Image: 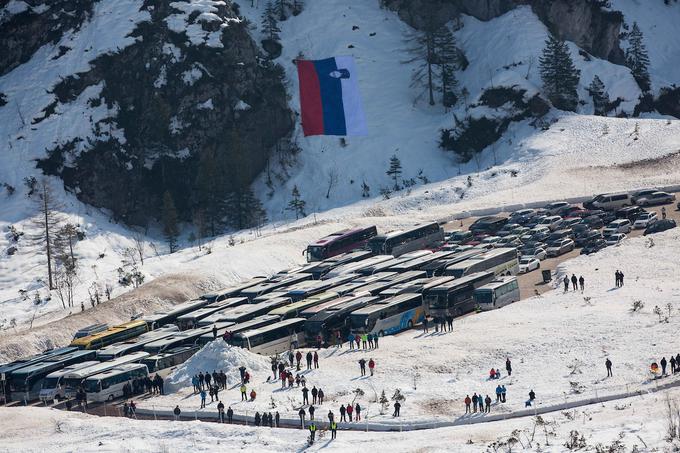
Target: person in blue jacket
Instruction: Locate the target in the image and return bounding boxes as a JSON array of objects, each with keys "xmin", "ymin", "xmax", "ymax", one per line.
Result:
[
  {"xmin": 347, "ymin": 333, "xmax": 355, "ymax": 350},
  {"xmin": 495, "ymin": 385, "xmax": 502, "ymax": 402}
]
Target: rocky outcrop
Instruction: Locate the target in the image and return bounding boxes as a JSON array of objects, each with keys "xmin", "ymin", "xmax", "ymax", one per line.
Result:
[
  {"xmin": 655, "ymin": 87, "xmax": 680, "ymax": 118},
  {"xmin": 31, "ymin": 0, "xmax": 292, "ymax": 225},
  {"xmin": 381, "ymin": 0, "xmax": 624, "ymax": 63}
]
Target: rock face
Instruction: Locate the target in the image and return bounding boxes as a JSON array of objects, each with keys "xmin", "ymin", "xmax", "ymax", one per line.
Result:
[
  {"xmin": 27, "ymin": 0, "xmax": 292, "ymax": 225},
  {"xmin": 381, "ymin": 0, "xmax": 624, "ymax": 63}
]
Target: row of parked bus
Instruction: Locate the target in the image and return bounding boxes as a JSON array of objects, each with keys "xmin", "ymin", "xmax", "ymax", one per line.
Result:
[{"xmin": 1, "ymin": 222, "xmax": 522, "ymax": 406}]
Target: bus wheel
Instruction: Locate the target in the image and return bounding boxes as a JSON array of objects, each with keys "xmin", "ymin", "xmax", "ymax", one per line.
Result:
[
  {"xmin": 407, "ymin": 320, "xmax": 413, "ymax": 329},
  {"xmin": 378, "ymin": 330, "xmax": 385, "ymax": 337}
]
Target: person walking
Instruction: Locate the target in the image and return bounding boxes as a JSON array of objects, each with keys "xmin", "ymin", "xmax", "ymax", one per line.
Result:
[
  {"xmin": 579, "ymin": 275, "xmax": 585, "ymax": 292},
  {"xmin": 212, "ymin": 325, "xmax": 218, "ymax": 340},
  {"xmin": 359, "ymin": 358, "xmax": 367, "ymax": 376},
  {"xmin": 302, "ymin": 386, "xmax": 310, "ymax": 405},
  {"xmin": 571, "ymin": 274, "xmax": 578, "ymax": 291},
  {"xmin": 484, "ymin": 395, "xmax": 492, "ymax": 413},
  {"xmin": 308, "ymin": 422, "xmax": 317, "ymax": 444},
  {"xmin": 662, "ymin": 357, "xmax": 668, "ymax": 375},
  {"xmin": 563, "ymin": 275, "xmax": 569, "ymax": 292},
  {"xmin": 368, "ymin": 358, "xmax": 375, "ymax": 376},
  {"xmin": 269, "ymin": 412, "xmax": 274, "ymax": 428},
  {"xmin": 173, "ymin": 405, "xmax": 181, "ymax": 420},
  {"xmin": 355, "ymin": 403, "xmax": 361, "ymax": 421},
  {"xmin": 505, "ymin": 358, "xmax": 512, "ymax": 376},
  {"xmin": 198, "ymin": 372, "xmax": 205, "ymax": 390},
  {"xmin": 191, "ymin": 375, "xmax": 199, "ymax": 393},
  {"xmin": 529, "ymin": 390, "xmax": 536, "ymax": 404},
  {"xmin": 250, "ymin": 389, "xmax": 257, "ymax": 401},
  {"xmin": 605, "ymin": 358, "xmax": 613, "ymax": 377},
  {"xmin": 464, "ymin": 395, "xmax": 471, "ymax": 413},
  {"xmin": 330, "ymin": 420, "xmax": 337, "ymax": 439},
  {"xmin": 313, "ymin": 351, "xmax": 319, "ymax": 369},
  {"xmin": 346, "ymin": 403, "xmax": 353, "ymax": 422},
  {"xmin": 374, "ymin": 334, "xmax": 379, "ymax": 349},
  {"xmin": 339, "ymin": 404, "xmax": 347, "ymax": 422},
  {"xmin": 227, "ymin": 406, "xmax": 233, "ymax": 423},
  {"xmin": 240, "ymin": 383, "xmax": 247, "ymax": 401},
  {"xmin": 298, "ymin": 408, "xmax": 306, "ymax": 428},
  {"xmin": 393, "ymin": 401, "xmax": 401, "ymax": 417}
]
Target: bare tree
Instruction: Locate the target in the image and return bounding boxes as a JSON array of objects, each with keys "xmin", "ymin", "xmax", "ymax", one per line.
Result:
[
  {"xmin": 32, "ymin": 180, "xmax": 62, "ymax": 289},
  {"xmin": 325, "ymin": 167, "xmax": 339, "ymax": 198},
  {"xmin": 132, "ymin": 233, "xmax": 146, "ymax": 265}
]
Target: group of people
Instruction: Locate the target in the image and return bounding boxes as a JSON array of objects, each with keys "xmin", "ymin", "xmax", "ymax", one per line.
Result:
[
  {"xmin": 421, "ymin": 315, "xmax": 454, "ymax": 333},
  {"xmin": 346, "ymin": 332, "xmax": 379, "ymax": 350},
  {"xmin": 122, "ymin": 374, "xmax": 163, "ymax": 398},
  {"xmin": 288, "ymin": 350, "xmax": 319, "ymax": 371},
  {"xmin": 122, "ymin": 400, "xmax": 137, "ymax": 417},
  {"xmin": 191, "ymin": 370, "xmax": 229, "ymax": 393},
  {"xmin": 614, "ymin": 270, "xmax": 625, "ymax": 287},
  {"xmin": 358, "ymin": 358, "xmax": 376, "ymax": 376},
  {"xmin": 653, "ymin": 354, "xmax": 680, "ymax": 376},
  {"xmin": 253, "ymin": 411, "xmax": 279, "ymax": 427},
  {"xmin": 464, "ymin": 393, "xmax": 492, "ymax": 413},
  {"xmin": 563, "ymin": 274, "xmax": 585, "ymax": 292}
]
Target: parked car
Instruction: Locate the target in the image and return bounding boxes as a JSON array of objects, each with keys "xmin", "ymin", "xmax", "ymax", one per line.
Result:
[
  {"xmin": 588, "ymin": 192, "xmax": 631, "ymax": 211},
  {"xmin": 561, "ymin": 218, "xmax": 582, "ymax": 229},
  {"xmin": 510, "ymin": 209, "xmax": 537, "ymax": 225},
  {"xmin": 556, "ymin": 205, "xmax": 584, "ymax": 218},
  {"xmin": 644, "ymin": 219, "xmax": 677, "ymax": 236},
  {"xmin": 635, "ymin": 191, "xmax": 676, "ymax": 207},
  {"xmin": 525, "ymin": 215, "xmax": 547, "ymax": 228},
  {"xmin": 602, "ymin": 219, "xmax": 632, "ymax": 236},
  {"xmin": 538, "ymin": 215, "xmax": 563, "ymax": 231},
  {"xmin": 496, "ymin": 223, "xmax": 521, "ymax": 237},
  {"xmin": 575, "ymin": 230, "xmax": 602, "ymax": 247},
  {"xmin": 571, "ymin": 223, "xmax": 590, "ymax": 236},
  {"xmin": 581, "ymin": 215, "xmax": 604, "ymax": 229},
  {"xmin": 547, "ymin": 229, "xmax": 573, "ymax": 242},
  {"xmin": 496, "ymin": 235, "xmax": 521, "ymax": 247},
  {"xmin": 519, "ymin": 257, "xmax": 540, "ymax": 273},
  {"xmin": 633, "ymin": 211, "xmax": 658, "ymax": 229},
  {"xmin": 582, "ymin": 194, "xmax": 608, "ymax": 210},
  {"xmin": 529, "ymin": 226, "xmax": 551, "ymax": 242},
  {"xmin": 605, "ymin": 233, "xmax": 626, "ymax": 246},
  {"xmin": 631, "ymin": 188, "xmax": 660, "ymax": 205},
  {"xmin": 616, "ymin": 205, "xmax": 644, "ymax": 221},
  {"xmin": 544, "ymin": 201, "xmax": 570, "ymax": 215},
  {"xmin": 580, "ymin": 239, "xmax": 607, "ymax": 255},
  {"xmin": 521, "ymin": 247, "xmax": 547, "ymax": 261},
  {"xmin": 546, "ymin": 238, "xmax": 575, "ymax": 257},
  {"xmin": 449, "ymin": 230, "xmax": 474, "ymax": 244},
  {"xmin": 481, "ymin": 235, "xmax": 502, "ymax": 245}
]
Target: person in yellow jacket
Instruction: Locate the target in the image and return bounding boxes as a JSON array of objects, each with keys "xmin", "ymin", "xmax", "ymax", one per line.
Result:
[
  {"xmin": 240, "ymin": 384, "xmax": 247, "ymax": 401},
  {"xmin": 308, "ymin": 422, "xmax": 317, "ymax": 444},
  {"xmin": 330, "ymin": 420, "xmax": 337, "ymax": 439}
]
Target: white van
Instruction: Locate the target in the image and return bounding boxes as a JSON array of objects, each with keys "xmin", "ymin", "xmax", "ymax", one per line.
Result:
[{"xmin": 590, "ymin": 193, "xmax": 631, "ymax": 211}]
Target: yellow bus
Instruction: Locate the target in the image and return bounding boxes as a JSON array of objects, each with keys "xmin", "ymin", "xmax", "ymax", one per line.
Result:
[
  {"xmin": 268, "ymin": 292, "xmax": 339, "ymax": 320},
  {"xmin": 70, "ymin": 320, "xmax": 148, "ymax": 350}
]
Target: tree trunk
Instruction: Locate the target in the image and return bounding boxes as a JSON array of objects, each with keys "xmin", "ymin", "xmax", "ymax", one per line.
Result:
[{"xmin": 43, "ymin": 185, "xmax": 54, "ymax": 290}]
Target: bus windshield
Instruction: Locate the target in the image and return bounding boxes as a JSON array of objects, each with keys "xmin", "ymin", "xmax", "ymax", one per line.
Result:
[
  {"xmin": 424, "ymin": 294, "xmax": 447, "ymax": 309},
  {"xmin": 350, "ymin": 314, "xmax": 369, "ymax": 329},
  {"xmin": 83, "ymin": 379, "xmax": 101, "ymax": 393},
  {"xmin": 41, "ymin": 377, "xmax": 60, "ymax": 389},
  {"xmin": 306, "ymin": 246, "xmax": 326, "ymax": 262},
  {"xmin": 475, "ymin": 291, "xmax": 494, "ymax": 305}
]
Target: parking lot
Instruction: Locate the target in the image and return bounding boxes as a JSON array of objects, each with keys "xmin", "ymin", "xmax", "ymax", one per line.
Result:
[{"xmin": 443, "ymin": 197, "xmax": 679, "ymax": 299}]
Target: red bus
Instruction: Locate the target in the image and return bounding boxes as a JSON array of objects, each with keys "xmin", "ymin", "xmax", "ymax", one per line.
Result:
[{"xmin": 305, "ymin": 226, "xmax": 378, "ymax": 262}]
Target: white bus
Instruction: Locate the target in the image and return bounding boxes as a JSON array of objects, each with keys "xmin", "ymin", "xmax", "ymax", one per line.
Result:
[
  {"xmin": 444, "ymin": 248, "xmax": 519, "ymax": 278},
  {"xmin": 39, "ymin": 361, "xmax": 100, "ymax": 403},
  {"xmin": 83, "ymin": 363, "xmax": 149, "ymax": 402},
  {"xmin": 176, "ymin": 297, "xmax": 248, "ymax": 330},
  {"xmin": 366, "ymin": 222, "xmax": 444, "ymax": 257},
  {"xmin": 96, "ymin": 325, "xmax": 179, "ymax": 361},
  {"xmin": 230, "ymin": 318, "xmax": 306, "ymax": 355},
  {"xmin": 474, "ymin": 277, "xmax": 520, "ymax": 311},
  {"xmin": 423, "ymin": 272, "xmax": 496, "ymax": 317},
  {"xmin": 349, "ymin": 293, "xmax": 424, "ymax": 337},
  {"xmin": 60, "ymin": 351, "xmax": 150, "ymax": 399},
  {"xmin": 141, "ymin": 346, "xmax": 199, "ymax": 373}
]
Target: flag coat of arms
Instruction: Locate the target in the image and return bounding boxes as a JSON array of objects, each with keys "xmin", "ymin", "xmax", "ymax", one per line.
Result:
[{"xmin": 296, "ymin": 56, "xmax": 367, "ymax": 137}]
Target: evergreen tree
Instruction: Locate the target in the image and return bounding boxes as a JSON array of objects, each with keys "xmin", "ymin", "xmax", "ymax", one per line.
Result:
[
  {"xmin": 587, "ymin": 75, "xmax": 609, "ymax": 116},
  {"xmin": 261, "ymin": 1, "xmax": 281, "ymax": 42},
  {"xmin": 403, "ymin": 7, "xmax": 438, "ymax": 106},
  {"xmin": 276, "ymin": 0, "xmax": 290, "ymax": 21},
  {"xmin": 434, "ymin": 26, "xmax": 460, "ymax": 108},
  {"xmin": 539, "ymin": 35, "xmax": 580, "ymax": 111},
  {"xmin": 625, "ymin": 22, "xmax": 651, "ymax": 92},
  {"xmin": 32, "ymin": 179, "xmax": 62, "ymax": 290},
  {"xmin": 286, "ymin": 185, "xmax": 306, "ymax": 220},
  {"xmin": 386, "ymin": 155, "xmax": 403, "ymax": 191},
  {"xmin": 361, "ymin": 181, "xmax": 370, "ymax": 198},
  {"xmin": 162, "ymin": 191, "xmax": 179, "ymax": 253}
]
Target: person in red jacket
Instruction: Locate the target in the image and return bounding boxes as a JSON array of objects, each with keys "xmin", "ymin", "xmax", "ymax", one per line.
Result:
[
  {"xmin": 368, "ymin": 358, "xmax": 375, "ymax": 376},
  {"xmin": 489, "ymin": 368, "xmax": 495, "ymax": 380},
  {"xmin": 464, "ymin": 395, "xmax": 471, "ymax": 413},
  {"xmin": 295, "ymin": 351, "xmax": 302, "ymax": 370},
  {"xmin": 346, "ymin": 403, "xmax": 353, "ymax": 421}
]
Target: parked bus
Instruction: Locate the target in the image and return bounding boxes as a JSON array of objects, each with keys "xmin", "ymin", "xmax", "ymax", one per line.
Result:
[
  {"xmin": 83, "ymin": 363, "xmax": 149, "ymax": 402},
  {"xmin": 230, "ymin": 318, "xmax": 306, "ymax": 355},
  {"xmin": 60, "ymin": 351, "xmax": 150, "ymax": 399},
  {"xmin": 240, "ymin": 273, "xmax": 313, "ymax": 301},
  {"xmin": 366, "ymin": 222, "xmax": 444, "ymax": 257},
  {"xmin": 305, "ymin": 226, "xmax": 378, "ymax": 262},
  {"xmin": 304, "ymin": 296, "xmax": 379, "ymax": 344},
  {"xmin": 70, "ymin": 320, "xmax": 149, "ymax": 350},
  {"xmin": 143, "ymin": 323, "xmax": 231, "ymax": 354},
  {"xmin": 474, "ymin": 276, "xmax": 520, "ymax": 311},
  {"xmin": 73, "ymin": 323, "xmax": 108, "ymax": 339},
  {"xmin": 324, "ymin": 255, "xmax": 396, "ymax": 278},
  {"xmin": 285, "ymin": 274, "xmax": 358, "ymax": 301},
  {"xmin": 349, "ymin": 293, "xmax": 425, "ymax": 336},
  {"xmin": 200, "ymin": 277, "xmax": 268, "ymax": 303},
  {"xmin": 96, "ymin": 325, "xmax": 180, "ymax": 361},
  {"xmin": 387, "ymin": 250, "xmax": 457, "ymax": 273},
  {"xmin": 302, "ymin": 250, "xmax": 374, "ymax": 279},
  {"xmin": 357, "ymin": 250, "xmax": 432, "ymax": 276},
  {"xmin": 268, "ymin": 292, "xmax": 339, "ymax": 320},
  {"xmin": 142, "ymin": 298, "xmax": 212, "ymax": 330},
  {"xmin": 353, "ymin": 271, "xmax": 427, "ymax": 297},
  {"xmin": 7, "ymin": 349, "xmax": 98, "ymax": 402},
  {"xmin": 421, "ymin": 249, "xmax": 483, "ymax": 277},
  {"xmin": 378, "ymin": 276, "xmax": 457, "ymax": 298},
  {"xmin": 141, "ymin": 346, "xmax": 199, "ymax": 373},
  {"xmin": 196, "ymin": 315, "xmax": 280, "ymax": 346},
  {"xmin": 176, "ymin": 297, "xmax": 248, "ymax": 330},
  {"xmin": 39, "ymin": 361, "xmax": 100, "ymax": 403},
  {"xmin": 197, "ymin": 297, "xmax": 292, "ymax": 327},
  {"xmin": 444, "ymin": 248, "xmax": 519, "ymax": 278},
  {"xmin": 424, "ymin": 271, "xmax": 496, "ymax": 317}
]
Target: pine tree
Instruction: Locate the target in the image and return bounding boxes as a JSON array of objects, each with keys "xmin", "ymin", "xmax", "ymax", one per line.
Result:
[
  {"xmin": 276, "ymin": 0, "xmax": 289, "ymax": 21},
  {"xmin": 403, "ymin": 7, "xmax": 438, "ymax": 106},
  {"xmin": 434, "ymin": 26, "xmax": 460, "ymax": 108},
  {"xmin": 361, "ymin": 181, "xmax": 370, "ymax": 198},
  {"xmin": 162, "ymin": 191, "xmax": 179, "ymax": 253},
  {"xmin": 379, "ymin": 390, "xmax": 389, "ymax": 415},
  {"xmin": 625, "ymin": 22, "xmax": 651, "ymax": 93},
  {"xmin": 587, "ymin": 75, "xmax": 609, "ymax": 116},
  {"xmin": 386, "ymin": 155, "xmax": 403, "ymax": 191},
  {"xmin": 286, "ymin": 185, "xmax": 306, "ymax": 220},
  {"xmin": 539, "ymin": 35, "xmax": 580, "ymax": 111},
  {"xmin": 261, "ymin": 1, "xmax": 281, "ymax": 42}
]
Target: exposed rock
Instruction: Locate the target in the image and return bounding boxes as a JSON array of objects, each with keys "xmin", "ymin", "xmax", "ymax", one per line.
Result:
[{"xmin": 655, "ymin": 87, "xmax": 680, "ymax": 119}]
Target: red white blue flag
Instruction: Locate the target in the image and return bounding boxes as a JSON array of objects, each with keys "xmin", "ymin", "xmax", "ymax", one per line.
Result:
[{"xmin": 296, "ymin": 56, "xmax": 367, "ymax": 137}]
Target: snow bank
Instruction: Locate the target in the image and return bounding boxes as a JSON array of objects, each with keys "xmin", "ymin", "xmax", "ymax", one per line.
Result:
[{"xmin": 164, "ymin": 341, "xmax": 271, "ymax": 393}]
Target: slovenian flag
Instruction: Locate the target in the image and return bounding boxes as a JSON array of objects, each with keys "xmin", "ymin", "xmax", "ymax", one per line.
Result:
[{"xmin": 296, "ymin": 56, "xmax": 367, "ymax": 137}]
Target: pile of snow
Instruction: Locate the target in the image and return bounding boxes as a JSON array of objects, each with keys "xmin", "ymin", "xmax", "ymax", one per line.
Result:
[{"xmin": 165, "ymin": 341, "xmax": 271, "ymax": 393}]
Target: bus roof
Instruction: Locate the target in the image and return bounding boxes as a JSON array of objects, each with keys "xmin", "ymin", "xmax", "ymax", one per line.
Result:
[
  {"xmin": 70, "ymin": 319, "xmax": 148, "ymax": 348},
  {"xmin": 200, "ymin": 298, "xmax": 292, "ymax": 325},
  {"xmin": 476, "ymin": 276, "xmax": 518, "ymax": 291},
  {"xmin": 325, "ymin": 255, "xmax": 395, "ymax": 277},
  {"xmin": 200, "ymin": 277, "xmax": 268, "ymax": 301},
  {"xmin": 308, "ymin": 226, "xmax": 376, "ymax": 247},
  {"xmin": 143, "ymin": 345, "xmax": 199, "ymax": 361},
  {"xmin": 240, "ymin": 273, "xmax": 313, "ymax": 299},
  {"xmin": 426, "ymin": 271, "xmax": 496, "ymax": 293},
  {"xmin": 7, "ymin": 350, "xmax": 97, "ymax": 377},
  {"xmin": 268, "ymin": 292, "xmax": 339, "ymax": 317},
  {"xmin": 176, "ymin": 297, "xmax": 248, "ymax": 323},
  {"xmin": 349, "ymin": 293, "xmax": 422, "ymax": 316},
  {"xmin": 142, "ymin": 299, "xmax": 210, "ymax": 324},
  {"xmin": 45, "ymin": 361, "xmax": 101, "ymax": 380},
  {"xmin": 388, "ymin": 251, "xmax": 456, "ymax": 272},
  {"xmin": 307, "ymin": 296, "xmax": 380, "ymax": 322},
  {"xmin": 299, "ymin": 294, "xmax": 361, "ymax": 317},
  {"xmin": 444, "ymin": 248, "xmax": 516, "ymax": 272},
  {"xmin": 234, "ymin": 318, "xmax": 306, "ymax": 339},
  {"xmin": 0, "ymin": 347, "xmax": 78, "ymax": 378},
  {"xmin": 370, "ymin": 222, "xmax": 440, "ymax": 241},
  {"xmin": 285, "ymin": 274, "xmax": 358, "ymax": 297},
  {"xmin": 84, "ymin": 363, "xmax": 148, "ymax": 382},
  {"xmin": 197, "ymin": 315, "xmax": 280, "ymax": 344},
  {"xmin": 62, "ymin": 351, "xmax": 150, "ymax": 380},
  {"xmin": 96, "ymin": 326, "xmax": 179, "ymax": 359}
]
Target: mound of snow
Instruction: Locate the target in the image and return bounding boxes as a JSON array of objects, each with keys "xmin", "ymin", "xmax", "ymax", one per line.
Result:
[{"xmin": 164, "ymin": 341, "xmax": 271, "ymax": 393}]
